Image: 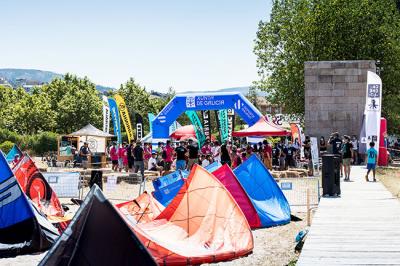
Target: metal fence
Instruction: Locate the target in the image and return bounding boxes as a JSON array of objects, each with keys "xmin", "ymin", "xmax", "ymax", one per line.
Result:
[{"xmin": 275, "ymin": 177, "xmax": 320, "ymax": 209}]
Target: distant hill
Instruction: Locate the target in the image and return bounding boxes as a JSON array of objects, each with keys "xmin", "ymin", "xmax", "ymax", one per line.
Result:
[
  {"xmin": 180, "ymin": 86, "xmax": 267, "ymax": 97},
  {"xmin": 0, "ymin": 68, "xmax": 114, "ymax": 93}
]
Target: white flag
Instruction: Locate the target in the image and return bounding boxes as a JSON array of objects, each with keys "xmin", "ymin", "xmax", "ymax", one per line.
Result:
[
  {"xmin": 102, "ymin": 95, "xmax": 110, "ymax": 133},
  {"xmin": 362, "ymin": 71, "xmax": 382, "ymax": 155}
]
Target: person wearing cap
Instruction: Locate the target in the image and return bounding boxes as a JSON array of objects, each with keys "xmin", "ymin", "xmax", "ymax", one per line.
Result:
[
  {"xmin": 79, "ymin": 142, "xmax": 91, "ymax": 169},
  {"xmin": 175, "ymin": 141, "xmax": 188, "ymax": 170},
  {"xmin": 148, "ymin": 151, "xmax": 163, "ymax": 175}
]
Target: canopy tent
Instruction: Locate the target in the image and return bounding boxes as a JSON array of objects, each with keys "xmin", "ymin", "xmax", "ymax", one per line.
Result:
[
  {"xmin": 233, "ymin": 155, "xmax": 291, "ymax": 227},
  {"xmin": 129, "ymin": 165, "xmax": 253, "ymax": 265},
  {"xmin": 0, "ymin": 152, "xmax": 59, "ymax": 257},
  {"xmin": 212, "ymin": 164, "xmax": 261, "ymax": 229},
  {"xmin": 232, "ymin": 117, "xmax": 289, "ymax": 137},
  {"xmin": 68, "ymin": 124, "xmax": 114, "ymax": 137}
]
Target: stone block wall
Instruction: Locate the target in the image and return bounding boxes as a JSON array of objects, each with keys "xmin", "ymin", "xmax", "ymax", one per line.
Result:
[{"xmin": 304, "ymin": 60, "xmax": 376, "ymax": 138}]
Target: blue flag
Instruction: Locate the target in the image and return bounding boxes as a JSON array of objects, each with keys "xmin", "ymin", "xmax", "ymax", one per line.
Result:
[{"xmin": 108, "ymin": 98, "xmax": 122, "ymax": 144}]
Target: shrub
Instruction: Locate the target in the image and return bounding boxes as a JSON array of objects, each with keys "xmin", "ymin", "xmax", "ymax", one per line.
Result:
[
  {"xmin": 29, "ymin": 132, "xmax": 58, "ymax": 156},
  {"xmin": 0, "ymin": 141, "xmax": 15, "ymax": 154}
]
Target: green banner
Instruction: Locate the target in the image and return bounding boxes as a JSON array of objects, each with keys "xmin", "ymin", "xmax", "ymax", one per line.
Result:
[
  {"xmin": 185, "ymin": 111, "xmax": 206, "ymax": 147},
  {"xmin": 217, "ymin": 109, "xmax": 229, "ymax": 144}
]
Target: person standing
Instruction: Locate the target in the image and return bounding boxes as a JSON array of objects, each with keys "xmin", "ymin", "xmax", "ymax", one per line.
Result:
[
  {"xmin": 187, "ymin": 139, "xmax": 199, "ymax": 170},
  {"xmin": 329, "ymin": 132, "xmax": 343, "ymax": 177},
  {"xmin": 143, "ymin": 143, "xmax": 152, "ymax": 170},
  {"xmin": 109, "ymin": 142, "xmax": 118, "ymax": 171},
  {"xmin": 117, "ymin": 143, "xmax": 125, "ymax": 172},
  {"xmin": 201, "ymin": 141, "xmax": 212, "ymax": 156},
  {"xmin": 220, "ymin": 144, "xmax": 231, "ymax": 166},
  {"xmin": 319, "ymin": 136, "xmax": 327, "ymax": 153},
  {"xmin": 263, "ymin": 140, "xmax": 273, "ymax": 170},
  {"xmin": 175, "ymin": 141, "xmax": 187, "ymax": 170},
  {"xmin": 365, "ymin": 142, "xmax": 378, "ymax": 182},
  {"xmin": 133, "ymin": 141, "xmax": 145, "ymax": 180},
  {"xmin": 213, "ymin": 141, "xmax": 221, "ymax": 163},
  {"xmin": 341, "ymin": 136, "xmax": 354, "ymax": 181},
  {"xmin": 351, "ymin": 135, "xmax": 359, "ymax": 165},
  {"xmin": 163, "ymin": 140, "xmax": 174, "ymax": 171},
  {"xmin": 79, "ymin": 142, "xmax": 91, "ymax": 169},
  {"xmin": 122, "ymin": 143, "xmax": 129, "ymax": 172},
  {"xmin": 127, "ymin": 140, "xmax": 134, "ymax": 171}
]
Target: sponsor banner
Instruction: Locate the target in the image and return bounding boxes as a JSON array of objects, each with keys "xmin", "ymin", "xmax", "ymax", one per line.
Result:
[
  {"xmin": 217, "ymin": 110, "xmax": 229, "ymax": 144},
  {"xmin": 148, "ymin": 113, "xmax": 156, "ymax": 132},
  {"xmin": 102, "ymin": 96, "xmax": 110, "ymax": 133},
  {"xmin": 201, "ymin": 110, "xmax": 211, "ymax": 140},
  {"xmin": 362, "ymin": 71, "xmax": 382, "ymax": 155},
  {"xmin": 43, "ymin": 172, "xmax": 80, "ymax": 198},
  {"xmin": 136, "ymin": 114, "xmax": 144, "ymax": 141},
  {"xmin": 108, "ymin": 98, "xmax": 122, "ymax": 144},
  {"xmin": 227, "ymin": 109, "xmax": 235, "ymax": 142},
  {"xmin": 310, "ymin": 137, "xmax": 319, "ymax": 166},
  {"xmin": 115, "ymin": 94, "xmax": 134, "ymax": 143},
  {"xmin": 185, "ymin": 111, "xmax": 206, "ymax": 147}
]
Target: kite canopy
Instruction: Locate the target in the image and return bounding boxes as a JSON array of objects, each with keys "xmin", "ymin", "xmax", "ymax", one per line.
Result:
[
  {"xmin": 0, "ymin": 152, "xmax": 59, "ymax": 257},
  {"xmin": 233, "ymin": 154, "xmax": 291, "ymax": 227},
  {"xmin": 68, "ymin": 123, "xmax": 114, "ymax": 137},
  {"xmin": 39, "ymin": 185, "xmax": 157, "ymax": 266},
  {"xmin": 169, "ymin": 125, "xmax": 195, "ymax": 139},
  {"xmin": 232, "ymin": 117, "xmax": 289, "ymax": 137},
  {"xmin": 212, "ymin": 164, "xmax": 261, "ymax": 229},
  {"xmin": 5, "ymin": 144, "xmax": 22, "ymax": 163},
  {"xmin": 130, "ymin": 165, "xmax": 254, "ymax": 265}
]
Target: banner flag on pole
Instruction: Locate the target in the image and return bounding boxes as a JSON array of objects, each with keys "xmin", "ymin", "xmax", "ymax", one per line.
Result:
[
  {"xmin": 201, "ymin": 110, "xmax": 211, "ymax": 140},
  {"xmin": 136, "ymin": 114, "xmax": 144, "ymax": 141},
  {"xmin": 185, "ymin": 111, "xmax": 206, "ymax": 147},
  {"xmin": 217, "ymin": 109, "xmax": 229, "ymax": 144},
  {"xmin": 148, "ymin": 113, "xmax": 156, "ymax": 132},
  {"xmin": 227, "ymin": 109, "xmax": 235, "ymax": 142},
  {"xmin": 102, "ymin": 96, "xmax": 110, "ymax": 134},
  {"xmin": 114, "ymin": 94, "xmax": 134, "ymax": 143},
  {"xmin": 108, "ymin": 98, "xmax": 122, "ymax": 144},
  {"xmin": 361, "ymin": 71, "xmax": 382, "ymax": 155}
]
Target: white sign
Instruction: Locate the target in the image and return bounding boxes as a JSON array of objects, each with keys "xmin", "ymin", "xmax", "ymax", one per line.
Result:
[
  {"xmin": 310, "ymin": 137, "xmax": 319, "ymax": 166},
  {"xmin": 363, "ymin": 71, "xmax": 382, "ymax": 156},
  {"xmin": 43, "ymin": 172, "xmax": 80, "ymax": 198}
]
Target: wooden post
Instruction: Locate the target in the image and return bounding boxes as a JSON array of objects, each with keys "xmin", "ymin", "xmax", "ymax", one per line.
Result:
[{"xmin": 306, "ymin": 188, "xmax": 311, "ymax": 226}]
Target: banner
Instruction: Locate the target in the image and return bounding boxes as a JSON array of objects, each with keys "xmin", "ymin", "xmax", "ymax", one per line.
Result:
[
  {"xmin": 227, "ymin": 109, "xmax": 235, "ymax": 142},
  {"xmin": 115, "ymin": 94, "xmax": 134, "ymax": 143},
  {"xmin": 361, "ymin": 71, "xmax": 382, "ymax": 155},
  {"xmin": 201, "ymin": 110, "xmax": 211, "ymax": 140},
  {"xmin": 136, "ymin": 113, "xmax": 143, "ymax": 141},
  {"xmin": 108, "ymin": 98, "xmax": 122, "ymax": 144},
  {"xmin": 310, "ymin": 137, "xmax": 319, "ymax": 166},
  {"xmin": 148, "ymin": 113, "xmax": 156, "ymax": 132},
  {"xmin": 185, "ymin": 111, "xmax": 206, "ymax": 147},
  {"xmin": 217, "ymin": 109, "xmax": 229, "ymax": 144},
  {"xmin": 102, "ymin": 96, "xmax": 110, "ymax": 133},
  {"xmin": 290, "ymin": 123, "xmax": 302, "ymax": 145}
]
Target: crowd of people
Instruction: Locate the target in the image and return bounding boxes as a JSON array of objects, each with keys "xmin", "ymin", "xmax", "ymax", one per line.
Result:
[{"xmin": 106, "ymin": 137, "xmax": 316, "ymax": 177}]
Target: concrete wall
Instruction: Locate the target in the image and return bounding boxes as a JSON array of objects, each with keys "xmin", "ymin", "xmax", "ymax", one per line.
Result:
[{"xmin": 304, "ymin": 60, "xmax": 376, "ymax": 138}]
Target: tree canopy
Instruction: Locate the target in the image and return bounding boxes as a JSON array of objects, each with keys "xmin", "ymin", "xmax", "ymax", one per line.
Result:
[{"xmin": 254, "ymin": 0, "xmax": 400, "ymax": 133}]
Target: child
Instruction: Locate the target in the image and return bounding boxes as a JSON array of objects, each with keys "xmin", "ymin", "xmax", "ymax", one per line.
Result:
[{"xmin": 365, "ymin": 142, "xmax": 378, "ymax": 182}]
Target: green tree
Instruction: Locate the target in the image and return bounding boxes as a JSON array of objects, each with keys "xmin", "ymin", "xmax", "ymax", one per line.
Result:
[{"xmin": 254, "ymin": 0, "xmax": 400, "ymax": 133}]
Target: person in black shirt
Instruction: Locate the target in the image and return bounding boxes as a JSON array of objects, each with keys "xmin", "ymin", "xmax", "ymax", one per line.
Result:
[
  {"xmin": 342, "ymin": 135, "xmax": 354, "ymax": 181},
  {"xmin": 79, "ymin": 142, "xmax": 91, "ymax": 169},
  {"xmin": 272, "ymin": 143, "xmax": 281, "ymax": 167},
  {"xmin": 329, "ymin": 132, "xmax": 343, "ymax": 177},
  {"xmin": 284, "ymin": 142, "xmax": 296, "ymax": 168},
  {"xmin": 133, "ymin": 142, "xmax": 144, "ymax": 179},
  {"xmin": 187, "ymin": 139, "xmax": 199, "ymax": 170},
  {"xmin": 221, "ymin": 144, "xmax": 231, "ymax": 166},
  {"xmin": 319, "ymin": 136, "xmax": 327, "ymax": 153},
  {"xmin": 127, "ymin": 140, "xmax": 134, "ymax": 171},
  {"xmin": 175, "ymin": 141, "xmax": 187, "ymax": 170}
]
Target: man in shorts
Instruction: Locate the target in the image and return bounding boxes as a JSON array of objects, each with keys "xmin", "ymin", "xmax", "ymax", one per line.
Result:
[
  {"xmin": 341, "ymin": 136, "xmax": 353, "ymax": 181},
  {"xmin": 365, "ymin": 142, "xmax": 378, "ymax": 182}
]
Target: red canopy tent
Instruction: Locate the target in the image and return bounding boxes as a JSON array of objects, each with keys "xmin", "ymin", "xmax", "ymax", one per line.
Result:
[{"xmin": 232, "ymin": 117, "xmax": 289, "ymax": 137}]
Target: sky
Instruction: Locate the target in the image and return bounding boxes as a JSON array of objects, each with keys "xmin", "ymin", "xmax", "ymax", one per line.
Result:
[{"xmin": 1, "ymin": 1, "xmax": 272, "ymax": 92}]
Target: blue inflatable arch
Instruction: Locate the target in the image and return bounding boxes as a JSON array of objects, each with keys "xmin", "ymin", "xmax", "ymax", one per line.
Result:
[{"xmin": 152, "ymin": 92, "xmax": 262, "ymax": 142}]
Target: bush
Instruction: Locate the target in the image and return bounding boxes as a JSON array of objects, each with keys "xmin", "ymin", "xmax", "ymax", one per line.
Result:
[
  {"xmin": 0, "ymin": 141, "xmax": 15, "ymax": 154},
  {"xmin": 0, "ymin": 128, "xmax": 22, "ymax": 145},
  {"xmin": 29, "ymin": 132, "xmax": 58, "ymax": 156}
]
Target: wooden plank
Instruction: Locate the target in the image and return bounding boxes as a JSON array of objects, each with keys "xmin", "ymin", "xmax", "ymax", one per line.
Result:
[{"xmin": 297, "ymin": 166, "xmax": 400, "ymax": 266}]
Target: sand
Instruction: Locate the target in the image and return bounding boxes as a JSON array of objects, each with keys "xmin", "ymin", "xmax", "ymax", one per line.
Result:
[
  {"xmin": 378, "ymin": 167, "xmax": 400, "ymax": 199},
  {"xmin": 1, "ymin": 175, "xmax": 309, "ymax": 266}
]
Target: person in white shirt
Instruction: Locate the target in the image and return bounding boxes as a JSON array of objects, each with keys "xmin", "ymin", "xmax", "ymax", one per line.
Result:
[
  {"xmin": 148, "ymin": 152, "xmax": 162, "ymax": 174},
  {"xmin": 213, "ymin": 141, "xmax": 221, "ymax": 163}
]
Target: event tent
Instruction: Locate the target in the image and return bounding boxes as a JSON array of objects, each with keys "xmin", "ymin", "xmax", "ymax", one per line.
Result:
[
  {"xmin": 0, "ymin": 152, "xmax": 59, "ymax": 257},
  {"xmin": 130, "ymin": 165, "xmax": 254, "ymax": 265},
  {"xmin": 232, "ymin": 117, "xmax": 289, "ymax": 137},
  {"xmin": 212, "ymin": 164, "xmax": 261, "ymax": 229},
  {"xmin": 39, "ymin": 185, "xmax": 157, "ymax": 266},
  {"xmin": 233, "ymin": 155, "xmax": 291, "ymax": 227}
]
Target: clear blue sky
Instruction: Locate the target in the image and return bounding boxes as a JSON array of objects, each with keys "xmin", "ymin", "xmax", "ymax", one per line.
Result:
[{"xmin": 1, "ymin": 1, "xmax": 272, "ymax": 92}]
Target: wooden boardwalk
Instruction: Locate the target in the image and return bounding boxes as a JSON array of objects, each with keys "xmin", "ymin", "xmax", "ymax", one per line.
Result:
[{"xmin": 297, "ymin": 166, "xmax": 400, "ymax": 265}]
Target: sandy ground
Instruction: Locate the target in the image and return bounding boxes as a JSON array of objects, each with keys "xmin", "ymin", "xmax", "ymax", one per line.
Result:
[
  {"xmin": 1, "ymin": 172, "xmax": 309, "ymax": 266},
  {"xmin": 378, "ymin": 167, "xmax": 400, "ymax": 199}
]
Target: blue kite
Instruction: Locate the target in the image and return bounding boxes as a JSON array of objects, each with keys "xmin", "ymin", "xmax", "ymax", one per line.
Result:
[{"xmin": 233, "ymin": 154, "xmax": 291, "ymax": 227}]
